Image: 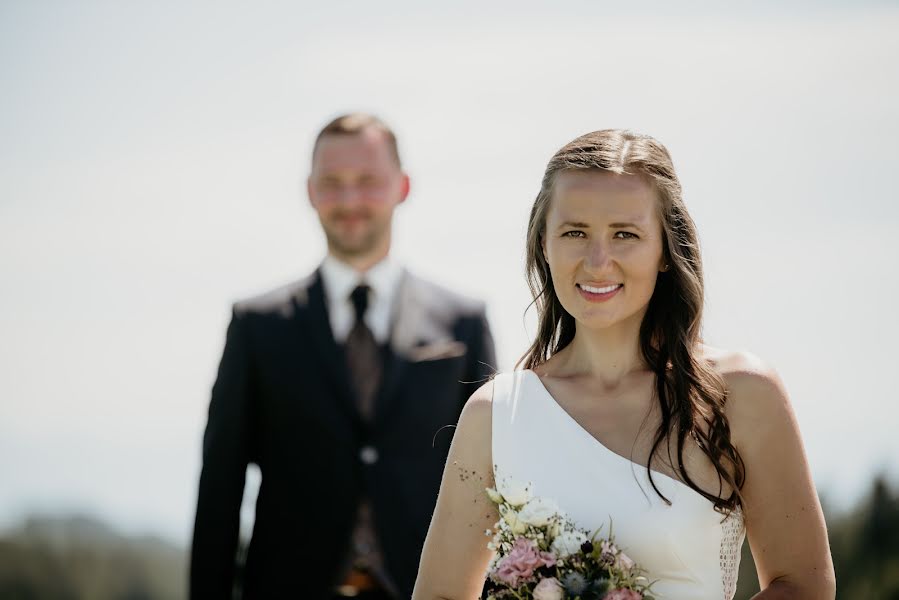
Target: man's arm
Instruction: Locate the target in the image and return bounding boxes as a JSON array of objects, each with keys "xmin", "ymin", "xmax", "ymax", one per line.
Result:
[{"xmin": 190, "ymin": 308, "xmax": 253, "ymax": 599}]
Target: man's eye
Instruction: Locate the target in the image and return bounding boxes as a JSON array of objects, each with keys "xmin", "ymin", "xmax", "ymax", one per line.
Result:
[
  {"xmin": 614, "ymin": 231, "xmax": 638, "ymax": 240},
  {"xmin": 562, "ymin": 231, "xmax": 586, "ymax": 238}
]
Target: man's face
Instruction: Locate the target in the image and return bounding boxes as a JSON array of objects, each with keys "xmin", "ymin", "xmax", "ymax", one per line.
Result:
[{"xmin": 308, "ymin": 128, "xmax": 409, "ymax": 260}]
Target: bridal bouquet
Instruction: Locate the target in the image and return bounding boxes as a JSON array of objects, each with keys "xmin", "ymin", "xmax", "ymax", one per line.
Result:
[{"xmin": 482, "ymin": 476, "xmax": 654, "ymax": 600}]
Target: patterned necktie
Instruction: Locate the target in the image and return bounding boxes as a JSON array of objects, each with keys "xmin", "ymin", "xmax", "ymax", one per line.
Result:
[
  {"xmin": 341, "ymin": 285, "xmax": 398, "ymax": 595},
  {"xmin": 345, "ymin": 284, "xmax": 382, "ymax": 421}
]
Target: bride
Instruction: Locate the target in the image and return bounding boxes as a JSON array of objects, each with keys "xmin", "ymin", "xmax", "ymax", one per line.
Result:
[{"xmin": 412, "ymin": 130, "xmax": 835, "ymax": 599}]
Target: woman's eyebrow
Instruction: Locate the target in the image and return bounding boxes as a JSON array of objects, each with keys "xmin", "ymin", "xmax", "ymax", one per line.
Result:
[
  {"xmin": 608, "ymin": 221, "xmax": 646, "ymax": 230},
  {"xmin": 556, "ymin": 220, "xmax": 591, "ymax": 230}
]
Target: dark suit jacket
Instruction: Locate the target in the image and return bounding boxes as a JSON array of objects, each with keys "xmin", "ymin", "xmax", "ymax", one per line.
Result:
[{"xmin": 190, "ymin": 269, "xmax": 496, "ymax": 599}]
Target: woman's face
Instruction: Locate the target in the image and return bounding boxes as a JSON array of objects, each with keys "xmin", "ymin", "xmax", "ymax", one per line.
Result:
[{"xmin": 542, "ymin": 169, "xmax": 667, "ymax": 332}]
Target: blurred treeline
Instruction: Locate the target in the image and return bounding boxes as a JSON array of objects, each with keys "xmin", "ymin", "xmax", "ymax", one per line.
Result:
[
  {"xmin": 734, "ymin": 474, "xmax": 899, "ymax": 600},
  {"xmin": 0, "ymin": 516, "xmax": 184, "ymax": 600},
  {"xmin": 1, "ymin": 476, "xmax": 897, "ymax": 599}
]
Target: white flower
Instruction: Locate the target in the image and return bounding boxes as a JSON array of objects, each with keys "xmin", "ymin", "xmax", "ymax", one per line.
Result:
[
  {"xmin": 501, "ymin": 507, "xmax": 528, "ymax": 534},
  {"xmin": 548, "ymin": 518, "xmax": 562, "ymax": 540},
  {"xmin": 495, "ymin": 475, "xmax": 532, "ymax": 507},
  {"xmin": 518, "ymin": 496, "xmax": 561, "ymax": 527},
  {"xmin": 550, "ymin": 529, "xmax": 587, "ymax": 558},
  {"xmin": 616, "ymin": 550, "xmax": 636, "ymax": 570},
  {"xmin": 533, "ymin": 577, "xmax": 565, "ymax": 600},
  {"xmin": 600, "ymin": 539, "xmax": 619, "ymax": 563},
  {"xmin": 485, "ymin": 487, "xmax": 504, "ymax": 504}
]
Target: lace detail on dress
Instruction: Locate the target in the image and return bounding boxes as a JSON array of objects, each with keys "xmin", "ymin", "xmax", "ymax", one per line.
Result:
[{"xmin": 719, "ymin": 508, "xmax": 745, "ymax": 599}]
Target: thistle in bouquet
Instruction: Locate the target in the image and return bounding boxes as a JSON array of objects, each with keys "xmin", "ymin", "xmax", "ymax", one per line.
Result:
[{"xmin": 482, "ymin": 475, "xmax": 655, "ymax": 600}]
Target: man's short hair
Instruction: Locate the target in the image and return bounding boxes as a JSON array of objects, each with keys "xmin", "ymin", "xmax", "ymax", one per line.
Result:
[{"xmin": 312, "ymin": 113, "xmax": 402, "ymax": 167}]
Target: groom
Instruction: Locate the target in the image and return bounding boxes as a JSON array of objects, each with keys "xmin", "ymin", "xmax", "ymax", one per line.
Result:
[{"xmin": 190, "ymin": 113, "xmax": 496, "ymax": 599}]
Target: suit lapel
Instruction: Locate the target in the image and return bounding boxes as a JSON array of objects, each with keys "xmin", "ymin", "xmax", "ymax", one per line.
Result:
[
  {"xmin": 296, "ymin": 270, "xmax": 361, "ymax": 428},
  {"xmin": 374, "ymin": 272, "xmax": 449, "ymax": 426},
  {"xmin": 297, "ymin": 269, "xmax": 453, "ymax": 428}
]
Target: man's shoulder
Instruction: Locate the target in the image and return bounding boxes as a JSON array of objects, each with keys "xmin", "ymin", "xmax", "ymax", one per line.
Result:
[
  {"xmin": 404, "ymin": 271, "xmax": 486, "ymax": 317},
  {"xmin": 232, "ymin": 272, "xmax": 318, "ymax": 318}
]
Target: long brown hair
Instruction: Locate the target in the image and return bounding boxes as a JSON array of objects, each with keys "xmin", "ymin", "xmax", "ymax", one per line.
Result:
[{"xmin": 519, "ymin": 129, "xmax": 745, "ymax": 513}]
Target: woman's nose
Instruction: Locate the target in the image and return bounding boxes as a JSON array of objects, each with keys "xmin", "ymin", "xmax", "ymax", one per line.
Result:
[{"xmin": 584, "ymin": 241, "xmax": 612, "ymax": 271}]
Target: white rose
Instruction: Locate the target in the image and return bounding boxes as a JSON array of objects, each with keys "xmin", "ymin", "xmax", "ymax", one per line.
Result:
[
  {"xmin": 518, "ymin": 496, "xmax": 560, "ymax": 527},
  {"xmin": 532, "ymin": 577, "xmax": 564, "ymax": 600},
  {"xmin": 495, "ymin": 476, "xmax": 532, "ymax": 507},
  {"xmin": 550, "ymin": 529, "xmax": 587, "ymax": 558}
]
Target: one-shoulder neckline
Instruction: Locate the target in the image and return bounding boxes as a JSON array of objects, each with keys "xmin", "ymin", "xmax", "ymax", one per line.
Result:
[{"xmin": 521, "ymin": 369, "xmax": 712, "ymax": 500}]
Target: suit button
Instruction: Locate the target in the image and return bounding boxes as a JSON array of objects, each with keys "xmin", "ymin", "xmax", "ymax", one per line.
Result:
[{"xmin": 359, "ymin": 445, "xmax": 379, "ymax": 465}]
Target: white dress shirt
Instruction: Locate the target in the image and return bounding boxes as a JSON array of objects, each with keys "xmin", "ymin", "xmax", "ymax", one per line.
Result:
[{"xmin": 319, "ymin": 254, "xmax": 404, "ymax": 345}]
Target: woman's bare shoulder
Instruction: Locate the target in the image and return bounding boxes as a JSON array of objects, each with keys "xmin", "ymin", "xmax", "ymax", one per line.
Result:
[
  {"xmin": 462, "ymin": 377, "xmax": 495, "ymax": 416},
  {"xmin": 702, "ymin": 344, "xmax": 783, "ymax": 387},
  {"xmin": 701, "ymin": 345, "xmax": 793, "ymax": 440},
  {"xmin": 453, "ymin": 378, "xmax": 496, "ymax": 445},
  {"xmin": 469, "ymin": 377, "xmax": 496, "ymax": 404}
]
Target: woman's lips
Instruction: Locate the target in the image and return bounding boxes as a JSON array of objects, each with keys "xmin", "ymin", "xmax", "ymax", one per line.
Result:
[{"xmin": 576, "ymin": 283, "xmax": 623, "ymax": 303}]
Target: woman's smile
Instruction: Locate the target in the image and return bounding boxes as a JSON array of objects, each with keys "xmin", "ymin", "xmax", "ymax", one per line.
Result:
[{"xmin": 576, "ymin": 282, "xmax": 623, "ymax": 302}]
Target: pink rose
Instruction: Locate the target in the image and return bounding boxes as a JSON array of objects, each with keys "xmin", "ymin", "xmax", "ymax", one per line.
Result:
[
  {"xmin": 532, "ymin": 577, "xmax": 564, "ymax": 600},
  {"xmin": 491, "ymin": 537, "xmax": 556, "ymax": 587},
  {"xmin": 605, "ymin": 589, "xmax": 642, "ymax": 600}
]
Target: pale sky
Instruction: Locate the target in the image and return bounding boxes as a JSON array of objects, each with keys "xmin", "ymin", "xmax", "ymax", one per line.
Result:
[{"xmin": 2, "ymin": 2, "xmax": 898, "ymax": 544}]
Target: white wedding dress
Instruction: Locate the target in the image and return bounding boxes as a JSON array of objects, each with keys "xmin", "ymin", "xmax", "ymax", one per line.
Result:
[{"xmin": 491, "ymin": 370, "xmax": 745, "ymax": 600}]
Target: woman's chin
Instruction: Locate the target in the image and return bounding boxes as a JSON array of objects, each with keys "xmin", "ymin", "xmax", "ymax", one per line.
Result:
[{"xmin": 572, "ymin": 308, "xmax": 648, "ymax": 333}]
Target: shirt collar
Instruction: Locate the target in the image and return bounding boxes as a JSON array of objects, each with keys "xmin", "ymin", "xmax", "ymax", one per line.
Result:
[{"xmin": 319, "ymin": 253, "xmax": 403, "ymax": 307}]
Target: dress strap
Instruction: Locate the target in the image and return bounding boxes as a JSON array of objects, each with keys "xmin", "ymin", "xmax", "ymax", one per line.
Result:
[{"xmin": 490, "ymin": 371, "xmax": 525, "ymax": 482}]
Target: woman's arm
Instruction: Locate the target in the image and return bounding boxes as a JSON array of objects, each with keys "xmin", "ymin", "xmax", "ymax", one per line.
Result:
[
  {"xmin": 725, "ymin": 355, "xmax": 836, "ymax": 600},
  {"xmin": 412, "ymin": 381, "xmax": 499, "ymax": 600}
]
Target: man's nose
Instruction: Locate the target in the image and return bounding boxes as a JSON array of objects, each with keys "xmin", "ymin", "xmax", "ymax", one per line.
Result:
[{"xmin": 334, "ymin": 184, "xmax": 364, "ymax": 205}]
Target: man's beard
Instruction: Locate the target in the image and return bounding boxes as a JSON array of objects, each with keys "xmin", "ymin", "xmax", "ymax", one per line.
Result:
[{"xmin": 323, "ymin": 218, "xmax": 386, "ymax": 258}]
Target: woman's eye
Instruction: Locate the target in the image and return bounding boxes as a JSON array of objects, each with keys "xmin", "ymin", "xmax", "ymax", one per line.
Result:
[
  {"xmin": 614, "ymin": 231, "xmax": 638, "ymax": 240},
  {"xmin": 562, "ymin": 231, "xmax": 586, "ymax": 238}
]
